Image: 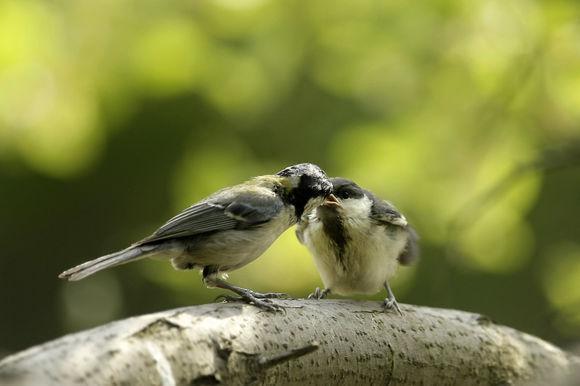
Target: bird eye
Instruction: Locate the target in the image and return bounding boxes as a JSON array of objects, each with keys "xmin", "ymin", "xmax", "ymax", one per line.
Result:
[{"xmin": 337, "ymin": 190, "xmax": 350, "ymax": 199}]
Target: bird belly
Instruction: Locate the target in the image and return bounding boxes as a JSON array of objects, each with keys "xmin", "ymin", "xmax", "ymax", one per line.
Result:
[
  {"xmin": 304, "ymin": 219, "xmax": 407, "ymax": 296},
  {"xmin": 172, "ymin": 208, "xmax": 294, "ymax": 272}
]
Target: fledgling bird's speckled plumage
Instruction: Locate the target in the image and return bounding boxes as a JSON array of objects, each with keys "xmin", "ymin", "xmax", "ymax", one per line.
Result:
[
  {"xmin": 59, "ymin": 163, "xmax": 332, "ymax": 311},
  {"xmin": 296, "ymin": 178, "xmax": 419, "ymax": 314}
]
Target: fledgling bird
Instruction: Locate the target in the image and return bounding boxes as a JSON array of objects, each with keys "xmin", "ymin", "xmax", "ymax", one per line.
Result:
[
  {"xmin": 59, "ymin": 163, "xmax": 333, "ymax": 311},
  {"xmin": 296, "ymin": 178, "xmax": 419, "ymax": 315}
]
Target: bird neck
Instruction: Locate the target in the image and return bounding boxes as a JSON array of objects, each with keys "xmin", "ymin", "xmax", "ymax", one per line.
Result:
[{"xmin": 253, "ymin": 175, "xmax": 308, "ymax": 219}]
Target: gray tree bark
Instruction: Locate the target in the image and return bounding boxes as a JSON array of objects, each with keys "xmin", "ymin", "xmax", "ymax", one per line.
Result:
[{"xmin": 0, "ymin": 300, "xmax": 578, "ymax": 386}]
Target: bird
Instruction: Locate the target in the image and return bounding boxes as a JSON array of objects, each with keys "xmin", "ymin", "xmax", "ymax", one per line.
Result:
[
  {"xmin": 295, "ymin": 177, "xmax": 419, "ymax": 315},
  {"xmin": 59, "ymin": 163, "xmax": 333, "ymax": 311}
]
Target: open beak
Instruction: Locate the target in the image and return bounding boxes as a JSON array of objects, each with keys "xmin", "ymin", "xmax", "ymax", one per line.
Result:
[{"xmin": 323, "ymin": 193, "xmax": 342, "ymax": 208}]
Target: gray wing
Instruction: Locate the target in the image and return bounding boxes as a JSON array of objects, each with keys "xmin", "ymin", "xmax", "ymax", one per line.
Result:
[
  {"xmin": 369, "ymin": 198, "xmax": 408, "ymax": 227},
  {"xmin": 136, "ymin": 192, "xmax": 284, "ymax": 245},
  {"xmin": 369, "ymin": 196, "xmax": 420, "ymax": 265}
]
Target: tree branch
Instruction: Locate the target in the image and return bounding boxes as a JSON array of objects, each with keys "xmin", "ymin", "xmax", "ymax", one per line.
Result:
[{"xmin": 1, "ymin": 300, "xmax": 578, "ymax": 385}]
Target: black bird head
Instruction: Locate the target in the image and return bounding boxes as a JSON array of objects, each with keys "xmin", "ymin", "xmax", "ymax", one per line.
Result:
[
  {"xmin": 277, "ymin": 163, "xmax": 332, "ymax": 217},
  {"xmin": 329, "ymin": 178, "xmax": 366, "ymax": 201},
  {"xmin": 316, "ymin": 178, "xmax": 366, "ymax": 216}
]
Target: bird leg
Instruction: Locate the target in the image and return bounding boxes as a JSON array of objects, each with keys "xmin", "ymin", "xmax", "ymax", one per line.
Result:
[
  {"xmin": 202, "ymin": 267, "xmax": 285, "ymax": 311},
  {"xmin": 308, "ymin": 287, "xmax": 330, "ymax": 300},
  {"xmin": 383, "ymin": 280, "xmax": 403, "ymax": 316}
]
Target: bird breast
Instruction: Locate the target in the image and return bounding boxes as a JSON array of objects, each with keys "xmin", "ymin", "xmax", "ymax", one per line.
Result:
[{"xmin": 302, "ymin": 196, "xmax": 407, "ymax": 295}]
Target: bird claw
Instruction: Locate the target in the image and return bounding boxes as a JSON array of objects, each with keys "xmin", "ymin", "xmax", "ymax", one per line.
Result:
[
  {"xmin": 218, "ymin": 294, "xmax": 284, "ymax": 313},
  {"xmin": 383, "ymin": 298, "xmax": 403, "ymax": 316},
  {"xmin": 308, "ymin": 287, "xmax": 329, "ymax": 300}
]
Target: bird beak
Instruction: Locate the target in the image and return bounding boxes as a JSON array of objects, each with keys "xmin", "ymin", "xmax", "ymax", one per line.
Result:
[{"xmin": 323, "ymin": 194, "xmax": 342, "ymax": 208}]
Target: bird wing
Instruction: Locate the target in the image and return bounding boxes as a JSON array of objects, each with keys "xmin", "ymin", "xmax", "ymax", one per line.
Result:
[
  {"xmin": 369, "ymin": 198, "xmax": 408, "ymax": 228},
  {"xmin": 369, "ymin": 197, "xmax": 419, "ymax": 265},
  {"xmin": 135, "ymin": 190, "xmax": 284, "ymax": 245}
]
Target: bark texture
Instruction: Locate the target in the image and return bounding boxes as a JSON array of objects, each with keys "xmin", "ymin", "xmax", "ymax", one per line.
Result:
[{"xmin": 0, "ymin": 300, "xmax": 578, "ymax": 386}]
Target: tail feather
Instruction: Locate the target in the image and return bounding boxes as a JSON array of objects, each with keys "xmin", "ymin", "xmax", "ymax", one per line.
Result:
[{"xmin": 59, "ymin": 246, "xmax": 149, "ymax": 281}]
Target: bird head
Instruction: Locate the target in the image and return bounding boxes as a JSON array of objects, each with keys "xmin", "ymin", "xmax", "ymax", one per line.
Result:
[{"xmin": 276, "ymin": 163, "xmax": 332, "ymax": 217}]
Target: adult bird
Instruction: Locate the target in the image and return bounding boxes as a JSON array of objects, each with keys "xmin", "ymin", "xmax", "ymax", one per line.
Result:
[{"xmin": 60, "ymin": 163, "xmax": 333, "ymax": 310}]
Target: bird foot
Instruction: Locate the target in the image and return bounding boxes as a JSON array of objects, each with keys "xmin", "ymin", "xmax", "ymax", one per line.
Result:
[
  {"xmin": 308, "ymin": 287, "xmax": 330, "ymax": 300},
  {"xmin": 383, "ymin": 297, "xmax": 403, "ymax": 316},
  {"xmin": 217, "ymin": 294, "xmax": 284, "ymax": 312}
]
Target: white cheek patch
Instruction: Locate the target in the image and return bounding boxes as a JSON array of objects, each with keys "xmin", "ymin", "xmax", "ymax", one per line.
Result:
[
  {"xmin": 287, "ymin": 175, "xmax": 301, "ymax": 188},
  {"xmin": 340, "ymin": 195, "xmax": 373, "ymax": 219}
]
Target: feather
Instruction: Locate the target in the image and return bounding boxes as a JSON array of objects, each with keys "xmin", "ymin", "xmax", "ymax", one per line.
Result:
[{"xmin": 58, "ymin": 246, "xmax": 149, "ymax": 281}]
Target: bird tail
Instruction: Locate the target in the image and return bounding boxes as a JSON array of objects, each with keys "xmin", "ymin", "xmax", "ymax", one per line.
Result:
[{"xmin": 58, "ymin": 245, "xmax": 154, "ymax": 281}]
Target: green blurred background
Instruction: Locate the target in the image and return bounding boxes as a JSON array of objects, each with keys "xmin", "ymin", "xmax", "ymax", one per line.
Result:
[{"xmin": 1, "ymin": 0, "xmax": 580, "ymax": 356}]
